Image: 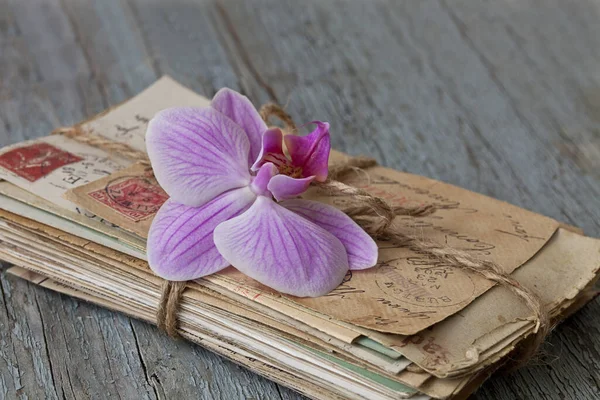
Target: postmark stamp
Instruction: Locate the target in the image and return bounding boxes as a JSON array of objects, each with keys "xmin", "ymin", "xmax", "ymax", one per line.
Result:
[
  {"xmin": 88, "ymin": 175, "xmax": 168, "ymax": 221},
  {"xmin": 375, "ymin": 261, "xmax": 475, "ymax": 308},
  {"xmin": 0, "ymin": 142, "xmax": 83, "ymax": 182}
]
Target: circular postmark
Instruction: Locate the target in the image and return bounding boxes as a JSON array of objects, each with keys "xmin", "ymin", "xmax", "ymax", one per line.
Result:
[
  {"xmin": 375, "ymin": 260, "xmax": 476, "ymax": 308},
  {"xmin": 104, "ymin": 175, "xmax": 168, "ymax": 217}
]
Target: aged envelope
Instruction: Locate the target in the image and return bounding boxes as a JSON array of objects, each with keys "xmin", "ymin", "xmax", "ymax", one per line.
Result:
[
  {"xmin": 375, "ymin": 228, "xmax": 600, "ymax": 377},
  {"xmin": 0, "ymin": 77, "xmax": 210, "ymax": 252},
  {"xmin": 0, "ymin": 77, "xmax": 208, "ymax": 214}
]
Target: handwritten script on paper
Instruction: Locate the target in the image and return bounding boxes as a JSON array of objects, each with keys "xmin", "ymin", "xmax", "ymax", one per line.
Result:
[
  {"xmin": 217, "ymin": 150, "xmax": 560, "ymax": 335},
  {"xmin": 0, "ymin": 135, "xmax": 129, "ymax": 212},
  {"xmin": 81, "ymin": 77, "xmax": 211, "ymax": 153}
]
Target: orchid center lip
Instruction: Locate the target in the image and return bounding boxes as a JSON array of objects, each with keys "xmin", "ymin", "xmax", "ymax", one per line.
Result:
[
  {"xmin": 249, "ymin": 176, "xmax": 271, "ymax": 197},
  {"xmin": 249, "ymin": 162, "xmax": 278, "ymax": 197}
]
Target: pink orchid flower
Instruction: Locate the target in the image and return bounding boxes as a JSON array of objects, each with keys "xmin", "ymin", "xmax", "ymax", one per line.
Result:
[{"xmin": 146, "ymin": 88, "xmax": 378, "ymax": 297}]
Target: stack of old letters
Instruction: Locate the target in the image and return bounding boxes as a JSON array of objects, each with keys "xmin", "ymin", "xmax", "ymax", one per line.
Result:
[{"xmin": 0, "ymin": 77, "xmax": 598, "ymax": 400}]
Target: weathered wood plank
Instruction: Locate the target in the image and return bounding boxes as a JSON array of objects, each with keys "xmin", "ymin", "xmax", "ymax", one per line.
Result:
[
  {"xmin": 390, "ymin": 0, "xmax": 600, "ymax": 233},
  {"xmin": 125, "ymin": 0, "xmax": 242, "ymax": 97},
  {"xmin": 0, "ymin": 264, "xmax": 59, "ymax": 400},
  {"xmin": 0, "ymin": 0, "xmax": 599, "ymax": 399}
]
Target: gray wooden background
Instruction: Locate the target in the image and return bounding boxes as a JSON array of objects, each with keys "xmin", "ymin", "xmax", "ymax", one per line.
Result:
[{"xmin": 1, "ymin": 0, "xmax": 599, "ymax": 399}]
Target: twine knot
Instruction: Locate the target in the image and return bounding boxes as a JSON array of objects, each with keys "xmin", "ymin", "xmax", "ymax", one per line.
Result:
[
  {"xmin": 52, "ymin": 126, "xmax": 150, "ymax": 162},
  {"xmin": 319, "ymin": 156, "xmax": 436, "ymax": 237},
  {"xmin": 259, "ymin": 102, "xmax": 297, "ymax": 134},
  {"xmin": 260, "ymin": 103, "xmax": 550, "ymax": 370}
]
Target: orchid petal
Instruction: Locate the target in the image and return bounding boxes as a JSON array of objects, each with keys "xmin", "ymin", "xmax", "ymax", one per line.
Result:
[
  {"xmin": 146, "ymin": 107, "xmax": 252, "ymax": 207},
  {"xmin": 267, "ymin": 174, "xmax": 314, "ymax": 201},
  {"xmin": 214, "ymin": 196, "xmax": 349, "ymax": 297},
  {"xmin": 284, "ymin": 121, "xmax": 331, "ymax": 181},
  {"xmin": 251, "ymin": 128, "xmax": 285, "ymax": 171},
  {"xmin": 147, "ymin": 187, "xmax": 256, "ymax": 281},
  {"xmin": 282, "ymin": 199, "xmax": 378, "ymax": 270},
  {"xmin": 250, "ymin": 162, "xmax": 278, "ymax": 196},
  {"xmin": 212, "ymin": 88, "xmax": 267, "ymax": 165}
]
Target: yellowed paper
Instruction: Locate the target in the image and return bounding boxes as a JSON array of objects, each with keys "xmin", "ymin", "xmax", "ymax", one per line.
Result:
[{"xmin": 339, "ymin": 229, "xmax": 600, "ymax": 378}]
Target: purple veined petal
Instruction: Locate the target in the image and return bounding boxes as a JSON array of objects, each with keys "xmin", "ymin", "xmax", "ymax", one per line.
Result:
[
  {"xmin": 211, "ymin": 88, "xmax": 267, "ymax": 165},
  {"xmin": 251, "ymin": 128, "xmax": 285, "ymax": 171},
  {"xmin": 267, "ymin": 174, "xmax": 314, "ymax": 201},
  {"xmin": 250, "ymin": 162, "xmax": 278, "ymax": 196},
  {"xmin": 284, "ymin": 121, "xmax": 331, "ymax": 182},
  {"xmin": 146, "ymin": 107, "xmax": 252, "ymax": 207},
  {"xmin": 282, "ymin": 199, "xmax": 378, "ymax": 270},
  {"xmin": 147, "ymin": 187, "xmax": 257, "ymax": 281},
  {"xmin": 213, "ymin": 196, "xmax": 349, "ymax": 297}
]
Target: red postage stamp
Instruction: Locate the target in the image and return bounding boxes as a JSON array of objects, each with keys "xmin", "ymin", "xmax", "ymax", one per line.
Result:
[
  {"xmin": 0, "ymin": 142, "xmax": 83, "ymax": 182},
  {"xmin": 88, "ymin": 176, "xmax": 169, "ymax": 221}
]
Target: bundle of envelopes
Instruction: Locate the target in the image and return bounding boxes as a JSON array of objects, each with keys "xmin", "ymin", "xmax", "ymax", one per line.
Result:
[{"xmin": 0, "ymin": 77, "xmax": 598, "ymax": 400}]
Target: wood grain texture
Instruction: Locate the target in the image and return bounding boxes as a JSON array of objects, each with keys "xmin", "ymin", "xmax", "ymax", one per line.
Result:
[{"xmin": 0, "ymin": 0, "xmax": 598, "ymax": 399}]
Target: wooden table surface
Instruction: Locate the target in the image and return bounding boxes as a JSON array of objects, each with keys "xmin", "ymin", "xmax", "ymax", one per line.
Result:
[{"xmin": 1, "ymin": 1, "xmax": 599, "ymax": 399}]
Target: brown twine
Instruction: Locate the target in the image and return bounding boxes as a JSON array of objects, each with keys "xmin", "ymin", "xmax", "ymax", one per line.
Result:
[
  {"xmin": 261, "ymin": 104, "xmax": 550, "ymax": 368},
  {"xmin": 324, "ymin": 156, "xmax": 438, "ymax": 221},
  {"xmin": 322, "ymin": 159, "xmax": 548, "ymax": 366},
  {"xmin": 52, "ymin": 126, "xmax": 150, "ymax": 162},
  {"xmin": 156, "ymin": 280, "xmax": 187, "ymax": 337},
  {"xmin": 259, "ymin": 102, "xmax": 297, "ymax": 134}
]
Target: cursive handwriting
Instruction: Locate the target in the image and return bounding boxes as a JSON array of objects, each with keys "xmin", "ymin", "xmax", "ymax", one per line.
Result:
[
  {"xmin": 400, "ymin": 219, "xmax": 496, "ymax": 255},
  {"xmin": 495, "ymin": 214, "xmax": 544, "ymax": 242},
  {"xmin": 374, "ymin": 298, "xmax": 437, "ymax": 319},
  {"xmin": 325, "ymin": 284, "xmax": 366, "ymax": 299},
  {"xmin": 356, "ymin": 175, "xmax": 477, "ymax": 213}
]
